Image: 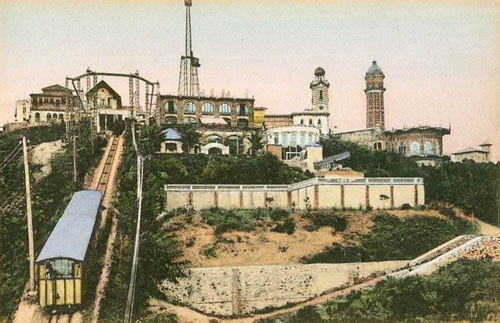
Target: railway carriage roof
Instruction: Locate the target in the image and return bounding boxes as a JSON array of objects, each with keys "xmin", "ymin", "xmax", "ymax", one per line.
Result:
[{"xmin": 36, "ymin": 190, "xmax": 103, "ymax": 263}]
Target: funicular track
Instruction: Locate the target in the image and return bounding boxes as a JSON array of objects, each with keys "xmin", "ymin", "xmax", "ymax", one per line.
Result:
[
  {"xmin": 96, "ymin": 136, "xmax": 119, "ymax": 193},
  {"xmin": 46, "ymin": 136, "xmax": 122, "ymax": 323}
]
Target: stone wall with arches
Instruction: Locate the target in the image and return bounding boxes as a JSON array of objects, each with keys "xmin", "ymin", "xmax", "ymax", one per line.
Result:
[{"xmin": 158, "ymin": 95, "xmax": 255, "ymax": 128}]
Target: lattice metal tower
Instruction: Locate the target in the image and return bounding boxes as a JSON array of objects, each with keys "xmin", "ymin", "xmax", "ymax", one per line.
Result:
[{"xmin": 178, "ymin": 0, "xmax": 200, "ymax": 97}]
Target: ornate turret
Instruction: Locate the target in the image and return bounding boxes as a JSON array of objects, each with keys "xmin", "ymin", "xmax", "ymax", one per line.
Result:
[
  {"xmin": 310, "ymin": 66, "xmax": 330, "ymax": 113},
  {"xmin": 365, "ymin": 60, "xmax": 386, "ymax": 129}
]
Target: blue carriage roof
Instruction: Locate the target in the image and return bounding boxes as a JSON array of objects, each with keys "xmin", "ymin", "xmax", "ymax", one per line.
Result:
[{"xmin": 36, "ymin": 190, "xmax": 103, "ymax": 263}]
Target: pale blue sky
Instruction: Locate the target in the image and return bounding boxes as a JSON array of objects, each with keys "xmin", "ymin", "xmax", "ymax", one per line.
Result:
[{"xmin": 1, "ymin": 0, "xmax": 499, "ymax": 159}]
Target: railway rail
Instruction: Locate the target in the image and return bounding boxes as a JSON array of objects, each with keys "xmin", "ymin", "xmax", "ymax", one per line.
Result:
[
  {"xmin": 96, "ymin": 136, "xmax": 119, "ymax": 193},
  {"xmin": 46, "ymin": 136, "xmax": 120, "ymax": 323}
]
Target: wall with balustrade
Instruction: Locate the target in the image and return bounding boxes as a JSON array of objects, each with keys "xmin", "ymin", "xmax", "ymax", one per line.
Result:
[{"xmin": 164, "ymin": 177, "xmax": 424, "ymax": 211}]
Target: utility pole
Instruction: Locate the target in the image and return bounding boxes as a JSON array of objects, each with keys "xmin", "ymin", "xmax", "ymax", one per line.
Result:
[
  {"xmin": 73, "ymin": 133, "xmax": 77, "ymax": 187},
  {"xmin": 22, "ymin": 136, "xmax": 35, "ymax": 292},
  {"xmin": 0, "ymin": 169, "xmax": 3, "ymax": 315}
]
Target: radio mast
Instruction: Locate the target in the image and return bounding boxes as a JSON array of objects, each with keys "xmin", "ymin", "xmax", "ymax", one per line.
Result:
[{"xmin": 178, "ymin": 0, "xmax": 200, "ymax": 97}]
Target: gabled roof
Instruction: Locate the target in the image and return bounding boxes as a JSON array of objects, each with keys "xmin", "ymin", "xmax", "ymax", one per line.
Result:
[
  {"xmin": 36, "ymin": 190, "xmax": 103, "ymax": 263},
  {"xmin": 41, "ymin": 84, "xmax": 70, "ymax": 93},
  {"xmin": 86, "ymin": 80, "xmax": 122, "ymax": 108}
]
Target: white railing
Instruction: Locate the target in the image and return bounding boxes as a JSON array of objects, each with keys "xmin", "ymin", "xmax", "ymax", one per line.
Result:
[{"xmin": 165, "ymin": 177, "xmax": 423, "ymax": 192}]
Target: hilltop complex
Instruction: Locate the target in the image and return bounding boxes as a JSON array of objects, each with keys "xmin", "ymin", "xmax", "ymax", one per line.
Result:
[{"xmin": 7, "ymin": 0, "xmax": 474, "ymax": 168}]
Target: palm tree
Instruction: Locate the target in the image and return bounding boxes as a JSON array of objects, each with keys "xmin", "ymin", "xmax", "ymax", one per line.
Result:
[
  {"xmin": 181, "ymin": 127, "xmax": 201, "ymax": 154},
  {"xmin": 249, "ymin": 130, "xmax": 264, "ymax": 156}
]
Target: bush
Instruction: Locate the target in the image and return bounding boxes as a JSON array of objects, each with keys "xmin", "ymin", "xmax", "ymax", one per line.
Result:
[
  {"xmin": 400, "ymin": 203, "xmax": 411, "ymax": 210},
  {"xmin": 305, "ymin": 213, "xmax": 348, "ymax": 232},
  {"xmin": 300, "ymin": 214, "xmax": 476, "ymax": 263},
  {"xmin": 272, "ymin": 259, "xmax": 500, "ymax": 322},
  {"xmin": 200, "ymin": 208, "xmax": 260, "ymax": 235},
  {"xmin": 271, "ymin": 217, "xmax": 296, "ymax": 235}
]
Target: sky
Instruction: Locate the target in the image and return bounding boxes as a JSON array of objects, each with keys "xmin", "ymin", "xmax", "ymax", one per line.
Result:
[{"xmin": 0, "ymin": 0, "xmax": 499, "ymax": 160}]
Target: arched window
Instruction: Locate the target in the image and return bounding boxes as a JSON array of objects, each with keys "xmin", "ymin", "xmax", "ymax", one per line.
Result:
[
  {"xmin": 424, "ymin": 141, "xmax": 433, "ymax": 155},
  {"xmin": 300, "ymin": 132, "xmax": 306, "ymax": 146},
  {"xmin": 282, "ymin": 133, "xmax": 288, "ymax": 147},
  {"xmin": 35, "ymin": 113, "xmax": 40, "ymax": 123},
  {"xmin": 164, "ymin": 101, "xmax": 178, "ymax": 114},
  {"xmin": 274, "ymin": 136, "xmax": 278, "ymax": 145},
  {"xmin": 398, "ymin": 142, "xmax": 406, "ymax": 155},
  {"xmin": 309, "ymin": 119, "xmax": 313, "ymax": 125},
  {"xmin": 201, "ymin": 102, "xmax": 214, "ymax": 115},
  {"xmin": 436, "ymin": 142, "xmax": 441, "ymax": 155},
  {"xmin": 183, "ymin": 117, "xmax": 197, "ymax": 124},
  {"xmin": 290, "ymin": 133, "xmax": 297, "ymax": 146},
  {"xmin": 59, "ymin": 114, "xmax": 64, "ymax": 121},
  {"xmin": 410, "ymin": 141, "xmax": 420, "ymax": 156},
  {"xmin": 300, "ymin": 119, "xmax": 304, "ymax": 125},
  {"xmin": 319, "ymin": 106, "xmax": 324, "ymax": 111},
  {"xmin": 183, "ymin": 102, "xmax": 196, "ymax": 114},
  {"xmin": 219, "ymin": 103, "xmax": 232, "ymax": 115},
  {"xmin": 206, "ymin": 134, "xmax": 222, "ymax": 143},
  {"xmin": 238, "ymin": 104, "xmax": 249, "ymax": 116},
  {"xmin": 319, "ymin": 90, "xmax": 323, "ymax": 100},
  {"xmin": 374, "ymin": 142, "xmax": 382, "ymax": 150},
  {"xmin": 53, "ymin": 113, "xmax": 57, "ymax": 119},
  {"xmin": 318, "ymin": 119, "xmax": 321, "ymax": 125},
  {"xmin": 47, "ymin": 113, "xmax": 52, "ymax": 122}
]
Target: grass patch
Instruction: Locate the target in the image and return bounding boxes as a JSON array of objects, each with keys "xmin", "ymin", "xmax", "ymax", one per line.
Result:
[
  {"xmin": 300, "ymin": 213, "xmax": 476, "ymax": 263},
  {"xmin": 199, "ymin": 207, "xmax": 291, "ymax": 235}
]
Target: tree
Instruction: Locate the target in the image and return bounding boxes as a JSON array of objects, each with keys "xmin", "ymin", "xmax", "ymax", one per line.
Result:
[
  {"xmin": 139, "ymin": 124, "xmax": 161, "ymax": 155},
  {"xmin": 181, "ymin": 127, "xmax": 201, "ymax": 154},
  {"xmin": 249, "ymin": 130, "xmax": 264, "ymax": 156}
]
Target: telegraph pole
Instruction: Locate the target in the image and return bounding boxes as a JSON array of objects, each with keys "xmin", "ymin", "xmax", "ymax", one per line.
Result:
[
  {"xmin": 73, "ymin": 133, "xmax": 77, "ymax": 187},
  {"xmin": 22, "ymin": 136, "xmax": 35, "ymax": 292}
]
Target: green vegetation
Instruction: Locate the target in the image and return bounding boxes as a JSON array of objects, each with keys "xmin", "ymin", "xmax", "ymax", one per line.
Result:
[
  {"xmin": 300, "ymin": 213, "xmax": 476, "ymax": 264},
  {"xmin": 259, "ymin": 259, "xmax": 500, "ymax": 323},
  {"xmin": 321, "ymin": 136, "xmax": 500, "ymax": 227},
  {"xmin": 99, "ymin": 124, "xmax": 186, "ymax": 322},
  {"xmin": 199, "ymin": 207, "xmax": 293, "ymax": 235},
  {"xmin": 157, "ymin": 153, "xmax": 311, "ymax": 185},
  {"xmin": 303, "ymin": 212, "xmax": 348, "ymax": 232},
  {"xmin": 0, "ymin": 120, "xmax": 105, "ymax": 320}
]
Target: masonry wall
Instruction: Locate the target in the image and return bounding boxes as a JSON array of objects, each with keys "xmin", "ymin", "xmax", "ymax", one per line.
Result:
[
  {"xmin": 161, "ymin": 261, "xmax": 408, "ymax": 316},
  {"xmin": 165, "ymin": 178, "xmax": 424, "ymax": 211}
]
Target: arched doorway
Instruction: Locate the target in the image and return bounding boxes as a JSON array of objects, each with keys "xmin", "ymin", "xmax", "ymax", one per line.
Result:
[{"xmin": 208, "ymin": 147, "xmax": 222, "ymax": 155}]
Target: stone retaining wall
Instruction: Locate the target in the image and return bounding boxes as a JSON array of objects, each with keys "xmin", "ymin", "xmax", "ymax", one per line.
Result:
[{"xmin": 161, "ymin": 261, "xmax": 407, "ymax": 316}]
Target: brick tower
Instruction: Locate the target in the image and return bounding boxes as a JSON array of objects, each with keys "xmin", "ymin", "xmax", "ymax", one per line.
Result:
[{"xmin": 365, "ymin": 60, "xmax": 385, "ymax": 129}]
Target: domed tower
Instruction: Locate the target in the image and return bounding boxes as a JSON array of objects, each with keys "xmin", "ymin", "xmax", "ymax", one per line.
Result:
[
  {"xmin": 365, "ymin": 60, "xmax": 386, "ymax": 129},
  {"xmin": 310, "ymin": 67, "xmax": 330, "ymax": 113}
]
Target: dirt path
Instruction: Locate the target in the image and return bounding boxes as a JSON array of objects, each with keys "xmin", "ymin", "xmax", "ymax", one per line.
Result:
[{"xmin": 90, "ymin": 136, "xmax": 123, "ymax": 323}]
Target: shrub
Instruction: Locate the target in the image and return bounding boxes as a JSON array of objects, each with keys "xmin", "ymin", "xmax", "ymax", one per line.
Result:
[
  {"xmin": 400, "ymin": 203, "xmax": 411, "ymax": 210},
  {"xmin": 300, "ymin": 214, "xmax": 476, "ymax": 263},
  {"xmin": 271, "ymin": 217, "xmax": 296, "ymax": 235}
]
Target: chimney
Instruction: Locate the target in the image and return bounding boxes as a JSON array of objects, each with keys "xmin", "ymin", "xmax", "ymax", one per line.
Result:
[
  {"xmin": 221, "ymin": 89, "xmax": 225, "ymax": 98},
  {"xmin": 210, "ymin": 88, "xmax": 214, "ymax": 97}
]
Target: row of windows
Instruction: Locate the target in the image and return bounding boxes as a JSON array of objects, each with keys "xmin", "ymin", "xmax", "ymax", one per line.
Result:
[
  {"xmin": 34, "ymin": 112, "xmax": 64, "ymax": 123},
  {"xmin": 397, "ymin": 141, "xmax": 441, "ymax": 156},
  {"xmin": 270, "ymin": 132, "xmax": 318, "ymax": 148},
  {"xmin": 33, "ymin": 97, "xmax": 69, "ymax": 106},
  {"xmin": 164, "ymin": 101, "xmax": 249, "ymax": 116},
  {"xmin": 165, "ymin": 116, "xmax": 249, "ymax": 127},
  {"xmin": 298, "ymin": 119, "xmax": 322, "ymax": 126}
]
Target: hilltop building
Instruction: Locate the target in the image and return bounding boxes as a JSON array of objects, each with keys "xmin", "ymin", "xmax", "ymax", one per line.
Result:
[
  {"xmin": 85, "ymin": 80, "xmax": 131, "ymax": 133},
  {"xmin": 452, "ymin": 142, "xmax": 492, "ymax": 163},
  {"xmin": 158, "ymin": 93, "xmax": 255, "ymax": 128},
  {"xmin": 264, "ymin": 67, "xmax": 330, "ymax": 136},
  {"xmin": 14, "ymin": 99, "xmax": 31, "ymax": 123},
  {"xmin": 334, "ymin": 61, "xmax": 450, "ymax": 166},
  {"xmin": 29, "ymin": 84, "xmax": 76, "ymax": 124}
]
